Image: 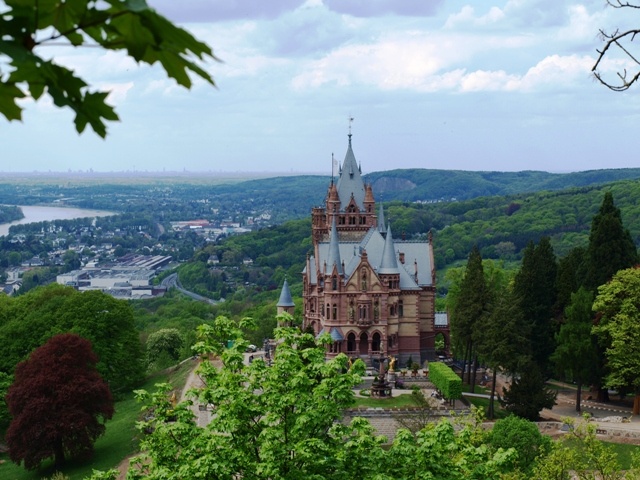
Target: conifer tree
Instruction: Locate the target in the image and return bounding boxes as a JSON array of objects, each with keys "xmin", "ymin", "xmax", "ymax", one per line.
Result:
[
  {"xmin": 449, "ymin": 245, "xmax": 489, "ymax": 392},
  {"xmin": 584, "ymin": 192, "xmax": 638, "ymax": 292},
  {"xmin": 513, "ymin": 237, "xmax": 557, "ymax": 377},
  {"xmin": 551, "ymin": 287, "xmax": 598, "ymax": 412}
]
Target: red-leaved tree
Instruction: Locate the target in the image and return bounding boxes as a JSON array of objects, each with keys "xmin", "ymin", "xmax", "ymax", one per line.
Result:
[{"xmin": 6, "ymin": 333, "xmax": 114, "ymax": 470}]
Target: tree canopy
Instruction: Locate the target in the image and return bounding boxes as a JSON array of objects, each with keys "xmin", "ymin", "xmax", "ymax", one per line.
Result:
[
  {"xmin": 6, "ymin": 333, "xmax": 114, "ymax": 470},
  {"xmin": 0, "ymin": 284, "xmax": 144, "ymax": 393},
  {"xmin": 0, "ymin": 0, "xmax": 216, "ymax": 137},
  {"xmin": 124, "ymin": 316, "xmax": 519, "ymax": 480},
  {"xmin": 593, "ymin": 267, "xmax": 640, "ymax": 403}
]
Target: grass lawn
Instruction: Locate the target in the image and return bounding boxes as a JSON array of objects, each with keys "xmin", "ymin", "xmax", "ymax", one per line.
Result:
[
  {"xmin": 0, "ymin": 359, "xmax": 195, "ymax": 480},
  {"xmin": 351, "ymin": 392, "xmax": 418, "ymax": 409}
]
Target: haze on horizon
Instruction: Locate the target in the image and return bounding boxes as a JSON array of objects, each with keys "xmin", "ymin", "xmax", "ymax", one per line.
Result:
[{"xmin": 2, "ymin": 0, "xmax": 638, "ymax": 175}]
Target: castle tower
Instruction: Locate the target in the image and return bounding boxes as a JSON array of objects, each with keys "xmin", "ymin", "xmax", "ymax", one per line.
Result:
[{"xmin": 302, "ymin": 133, "xmax": 444, "ymax": 366}]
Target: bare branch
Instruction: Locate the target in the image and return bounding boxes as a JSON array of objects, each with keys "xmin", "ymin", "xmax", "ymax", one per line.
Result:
[{"xmin": 593, "ymin": 27, "xmax": 640, "ymax": 91}]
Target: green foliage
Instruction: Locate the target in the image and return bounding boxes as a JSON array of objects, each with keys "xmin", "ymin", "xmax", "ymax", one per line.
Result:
[
  {"xmin": 0, "ymin": 284, "xmax": 144, "ymax": 393},
  {"xmin": 146, "ymin": 328, "xmax": 183, "ymax": 369},
  {"xmin": 500, "ymin": 362, "xmax": 556, "ymax": 421},
  {"xmin": 593, "ymin": 267, "xmax": 640, "ymax": 393},
  {"xmin": 513, "ymin": 237, "xmax": 557, "ymax": 377},
  {"xmin": 551, "ymin": 287, "xmax": 597, "ymax": 411},
  {"xmin": 428, "ymin": 362, "xmax": 462, "ymax": 400},
  {"xmin": 0, "ymin": 0, "xmax": 216, "ymax": 137},
  {"xmin": 0, "ymin": 371, "xmax": 12, "ymax": 430},
  {"xmin": 488, "ymin": 415, "xmax": 552, "ymax": 473},
  {"xmin": 584, "ymin": 192, "xmax": 638, "ymax": 292}
]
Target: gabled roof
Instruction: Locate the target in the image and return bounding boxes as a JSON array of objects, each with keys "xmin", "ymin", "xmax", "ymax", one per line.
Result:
[
  {"xmin": 336, "ymin": 135, "xmax": 365, "ymax": 211},
  {"xmin": 312, "ymin": 224, "xmax": 434, "ymax": 289}
]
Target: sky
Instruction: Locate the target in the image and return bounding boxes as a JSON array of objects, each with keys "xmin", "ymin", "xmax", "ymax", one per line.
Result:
[{"xmin": 2, "ymin": 0, "xmax": 640, "ymax": 174}]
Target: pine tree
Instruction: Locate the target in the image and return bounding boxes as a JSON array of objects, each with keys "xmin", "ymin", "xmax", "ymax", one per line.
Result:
[
  {"xmin": 513, "ymin": 237, "xmax": 558, "ymax": 377},
  {"xmin": 449, "ymin": 245, "xmax": 489, "ymax": 392},
  {"xmin": 584, "ymin": 192, "xmax": 638, "ymax": 292}
]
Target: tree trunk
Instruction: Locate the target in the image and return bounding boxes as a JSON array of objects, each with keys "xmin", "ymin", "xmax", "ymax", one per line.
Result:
[
  {"xmin": 462, "ymin": 340, "xmax": 471, "ymax": 381},
  {"xmin": 634, "ymin": 395, "xmax": 640, "ymax": 415},
  {"xmin": 575, "ymin": 380, "xmax": 582, "ymax": 412},
  {"xmin": 53, "ymin": 438, "xmax": 65, "ymax": 470},
  {"xmin": 470, "ymin": 356, "xmax": 478, "ymax": 394},
  {"xmin": 596, "ymin": 386, "xmax": 610, "ymax": 403},
  {"xmin": 466, "ymin": 341, "xmax": 473, "ymax": 385},
  {"xmin": 488, "ymin": 368, "xmax": 497, "ymax": 420}
]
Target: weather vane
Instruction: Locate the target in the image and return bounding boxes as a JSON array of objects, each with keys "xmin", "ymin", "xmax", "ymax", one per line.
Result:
[{"xmin": 348, "ymin": 115, "xmax": 354, "ymax": 135}]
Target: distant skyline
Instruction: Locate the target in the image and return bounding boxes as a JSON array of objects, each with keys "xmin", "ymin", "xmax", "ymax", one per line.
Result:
[{"xmin": 2, "ymin": 0, "xmax": 639, "ymax": 174}]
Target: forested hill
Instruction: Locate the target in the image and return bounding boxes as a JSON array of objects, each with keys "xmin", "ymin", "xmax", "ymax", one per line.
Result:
[
  {"xmin": 208, "ymin": 178, "xmax": 640, "ymax": 292},
  {"xmin": 364, "ymin": 168, "xmax": 640, "ymax": 203}
]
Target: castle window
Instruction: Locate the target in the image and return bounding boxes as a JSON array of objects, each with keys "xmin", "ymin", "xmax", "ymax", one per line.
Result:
[
  {"xmin": 332, "ymin": 276, "xmax": 337, "ymax": 290},
  {"xmin": 398, "ymin": 300, "xmax": 404, "ymax": 317},
  {"xmin": 347, "ymin": 333, "xmax": 356, "ymax": 352},
  {"xmin": 372, "ymin": 332, "xmax": 381, "ymax": 352},
  {"xmin": 326, "ymin": 303, "xmax": 330, "ymax": 318},
  {"xmin": 332, "ymin": 304, "xmax": 337, "ymax": 320}
]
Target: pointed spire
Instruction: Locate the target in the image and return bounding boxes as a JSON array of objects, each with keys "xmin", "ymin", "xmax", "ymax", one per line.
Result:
[
  {"xmin": 378, "ymin": 203, "xmax": 387, "ymax": 233},
  {"xmin": 336, "ymin": 133, "xmax": 366, "ymax": 211},
  {"xmin": 277, "ymin": 278, "xmax": 295, "ymax": 308},
  {"xmin": 327, "ymin": 217, "xmax": 343, "ymax": 275},
  {"xmin": 379, "ymin": 224, "xmax": 399, "ymax": 274}
]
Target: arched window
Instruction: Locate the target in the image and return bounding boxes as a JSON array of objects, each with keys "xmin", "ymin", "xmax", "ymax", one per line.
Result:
[
  {"xmin": 347, "ymin": 333, "xmax": 356, "ymax": 352},
  {"xmin": 332, "ymin": 304, "xmax": 337, "ymax": 320},
  {"xmin": 332, "ymin": 276, "xmax": 337, "ymax": 290},
  {"xmin": 398, "ymin": 300, "xmax": 404, "ymax": 317},
  {"xmin": 326, "ymin": 303, "xmax": 330, "ymax": 318},
  {"xmin": 372, "ymin": 332, "xmax": 381, "ymax": 352}
]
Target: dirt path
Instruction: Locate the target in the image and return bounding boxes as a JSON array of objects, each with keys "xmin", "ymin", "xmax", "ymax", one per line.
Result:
[{"xmin": 115, "ymin": 358, "xmax": 216, "ymax": 479}]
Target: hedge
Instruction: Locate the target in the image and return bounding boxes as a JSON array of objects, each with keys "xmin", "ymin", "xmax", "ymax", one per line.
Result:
[{"xmin": 428, "ymin": 362, "xmax": 462, "ymax": 400}]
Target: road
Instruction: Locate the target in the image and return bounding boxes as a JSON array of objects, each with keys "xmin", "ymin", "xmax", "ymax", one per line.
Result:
[{"xmin": 161, "ymin": 273, "xmax": 222, "ymax": 305}]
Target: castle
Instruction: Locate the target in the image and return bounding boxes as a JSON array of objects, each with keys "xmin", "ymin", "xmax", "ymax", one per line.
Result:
[{"xmin": 301, "ymin": 134, "xmax": 448, "ymax": 367}]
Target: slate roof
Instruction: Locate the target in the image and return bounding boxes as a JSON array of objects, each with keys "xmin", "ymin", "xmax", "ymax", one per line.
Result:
[
  {"xmin": 277, "ymin": 278, "xmax": 295, "ymax": 307},
  {"xmin": 335, "ymin": 135, "xmax": 366, "ymax": 211},
  {"xmin": 312, "ymin": 225, "xmax": 433, "ymax": 289}
]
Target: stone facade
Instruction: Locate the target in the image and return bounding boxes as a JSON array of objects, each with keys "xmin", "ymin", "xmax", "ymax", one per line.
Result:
[{"xmin": 302, "ymin": 135, "xmax": 449, "ymax": 367}]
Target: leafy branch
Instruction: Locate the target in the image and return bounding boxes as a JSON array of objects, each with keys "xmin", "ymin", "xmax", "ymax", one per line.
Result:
[{"xmin": 0, "ymin": 0, "xmax": 218, "ymax": 137}]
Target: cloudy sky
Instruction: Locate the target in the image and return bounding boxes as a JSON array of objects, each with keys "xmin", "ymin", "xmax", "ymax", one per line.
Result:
[{"xmin": 2, "ymin": 0, "xmax": 639, "ymax": 174}]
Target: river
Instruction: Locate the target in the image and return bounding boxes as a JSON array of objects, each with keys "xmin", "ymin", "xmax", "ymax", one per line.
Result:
[{"xmin": 0, "ymin": 205, "xmax": 116, "ymax": 236}]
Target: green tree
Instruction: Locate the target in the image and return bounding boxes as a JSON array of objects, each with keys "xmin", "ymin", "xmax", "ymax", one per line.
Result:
[
  {"xmin": 122, "ymin": 316, "xmax": 519, "ymax": 480},
  {"xmin": 146, "ymin": 328, "xmax": 183, "ymax": 368},
  {"xmin": 551, "ymin": 287, "xmax": 598, "ymax": 412},
  {"xmin": 584, "ymin": 192, "xmax": 638, "ymax": 403},
  {"xmin": 592, "ymin": 267, "xmax": 640, "ymax": 414},
  {"xmin": 0, "ymin": 284, "xmax": 143, "ymax": 393},
  {"xmin": 0, "ymin": 371, "xmax": 12, "ymax": 431},
  {"xmin": 584, "ymin": 192, "xmax": 638, "ymax": 292},
  {"xmin": 512, "ymin": 237, "xmax": 557, "ymax": 377},
  {"xmin": 554, "ymin": 246, "xmax": 586, "ymax": 316},
  {"xmin": 0, "ymin": 0, "xmax": 216, "ymax": 137},
  {"xmin": 501, "ymin": 360, "xmax": 556, "ymax": 421},
  {"xmin": 475, "ymin": 285, "xmax": 528, "ymax": 420},
  {"xmin": 449, "ymin": 245, "xmax": 489, "ymax": 391},
  {"xmin": 488, "ymin": 415, "xmax": 551, "ymax": 474}
]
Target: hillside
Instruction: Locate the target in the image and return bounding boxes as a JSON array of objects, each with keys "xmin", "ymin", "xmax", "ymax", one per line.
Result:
[{"xmin": 200, "ymin": 177, "xmax": 640, "ymax": 299}]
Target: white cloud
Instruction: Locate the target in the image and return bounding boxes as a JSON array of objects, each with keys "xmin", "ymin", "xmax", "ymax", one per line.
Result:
[{"xmin": 444, "ymin": 5, "xmax": 505, "ymax": 29}]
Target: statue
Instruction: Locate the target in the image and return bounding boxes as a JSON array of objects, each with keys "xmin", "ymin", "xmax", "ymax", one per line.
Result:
[{"xmin": 388, "ymin": 356, "xmax": 396, "ymax": 373}]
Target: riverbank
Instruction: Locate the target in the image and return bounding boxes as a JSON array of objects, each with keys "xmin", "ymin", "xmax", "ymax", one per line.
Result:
[{"xmin": 0, "ymin": 205, "xmax": 115, "ymax": 236}]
